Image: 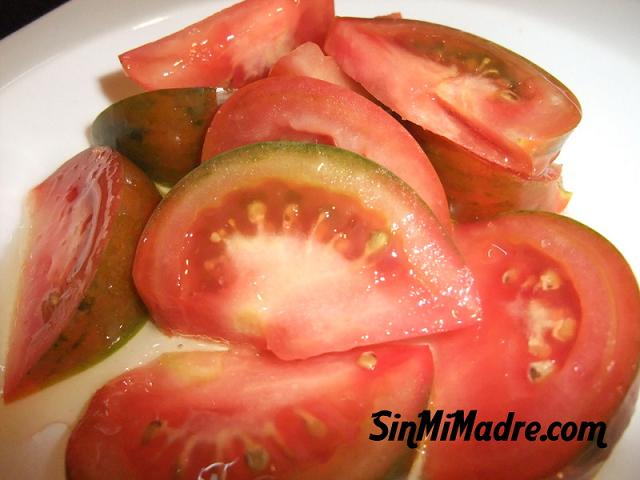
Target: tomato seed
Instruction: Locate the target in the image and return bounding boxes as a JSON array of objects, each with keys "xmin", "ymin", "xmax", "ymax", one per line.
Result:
[
  {"xmin": 141, "ymin": 419, "xmax": 165, "ymax": 445},
  {"xmin": 364, "ymin": 231, "xmax": 389, "ymax": 258},
  {"xmin": 539, "ymin": 269, "xmax": 562, "ymax": 291},
  {"xmin": 244, "ymin": 444, "xmax": 270, "ymax": 471},
  {"xmin": 49, "ymin": 291, "xmax": 61, "ymax": 306},
  {"xmin": 480, "ymin": 68, "xmax": 500, "ymax": 78},
  {"xmin": 41, "ymin": 291, "xmax": 62, "ymax": 323},
  {"xmin": 357, "ymin": 351, "xmax": 378, "ymax": 371},
  {"xmin": 295, "ymin": 410, "xmax": 328, "ymax": 438},
  {"xmin": 528, "ymin": 360, "xmax": 556, "ymax": 382},
  {"xmin": 499, "ymin": 89, "xmax": 519, "ymax": 102},
  {"xmin": 501, "ymin": 268, "xmax": 518, "ymax": 284},
  {"xmin": 247, "ymin": 201, "xmax": 267, "ymax": 224},
  {"xmin": 552, "ymin": 317, "xmax": 577, "ymax": 342}
]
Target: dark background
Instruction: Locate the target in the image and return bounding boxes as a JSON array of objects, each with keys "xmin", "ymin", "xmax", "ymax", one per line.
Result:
[{"xmin": 1, "ymin": 0, "xmax": 69, "ymax": 39}]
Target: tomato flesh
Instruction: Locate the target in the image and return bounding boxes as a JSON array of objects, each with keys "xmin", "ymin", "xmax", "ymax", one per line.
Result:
[
  {"xmin": 119, "ymin": 0, "xmax": 335, "ymax": 90},
  {"xmin": 324, "ymin": 17, "xmax": 581, "ymax": 177},
  {"xmin": 92, "ymin": 88, "xmax": 221, "ymax": 186},
  {"xmin": 424, "ymin": 213, "xmax": 640, "ymax": 479},
  {"xmin": 134, "ymin": 142, "xmax": 479, "ymax": 360},
  {"xmin": 66, "ymin": 344, "xmax": 433, "ymax": 480},
  {"xmin": 3, "ymin": 147, "xmax": 160, "ymax": 401},
  {"xmin": 269, "ymin": 41, "xmax": 370, "ymax": 97},
  {"xmin": 201, "ymin": 76, "xmax": 451, "ymax": 227}
]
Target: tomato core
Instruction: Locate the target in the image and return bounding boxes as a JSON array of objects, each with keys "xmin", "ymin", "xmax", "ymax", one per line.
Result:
[
  {"xmin": 482, "ymin": 243, "xmax": 581, "ymax": 382},
  {"xmin": 184, "ymin": 179, "xmax": 408, "ymax": 297}
]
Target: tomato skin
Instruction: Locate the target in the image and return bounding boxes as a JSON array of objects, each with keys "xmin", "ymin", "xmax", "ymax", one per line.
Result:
[
  {"xmin": 201, "ymin": 76, "xmax": 450, "ymax": 227},
  {"xmin": 92, "ymin": 88, "xmax": 221, "ymax": 186},
  {"xmin": 409, "ymin": 125, "xmax": 571, "ymax": 221},
  {"xmin": 135, "ymin": 142, "xmax": 480, "ymax": 360},
  {"xmin": 324, "ymin": 17, "xmax": 581, "ymax": 177},
  {"xmin": 119, "ymin": 0, "xmax": 335, "ymax": 90},
  {"xmin": 66, "ymin": 344, "xmax": 434, "ymax": 480},
  {"xmin": 3, "ymin": 147, "xmax": 161, "ymax": 401},
  {"xmin": 424, "ymin": 212, "xmax": 640, "ymax": 479}
]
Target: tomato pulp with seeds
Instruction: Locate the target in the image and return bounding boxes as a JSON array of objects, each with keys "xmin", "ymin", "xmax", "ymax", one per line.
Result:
[
  {"xmin": 92, "ymin": 87, "xmax": 221, "ymax": 186},
  {"xmin": 66, "ymin": 344, "xmax": 434, "ymax": 480},
  {"xmin": 409, "ymin": 125, "xmax": 571, "ymax": 221},
  {"xmin": 200, "ymin": 76, "xmax": 450, "ymax": 228},
  {"xmin": 424, "ymin": 213, "xmax": 640, "ymax": 480},
  {"xmin": 324, "ymin": 17, "xmax": 581, "ymax": 177},
  {"xmin": 185, "ymin": 179, "xmax": 401, "ymax": 292},
  {"xmin": 4, "ymin": 147, "xmax": 161, "ymax": 401},
  {"xmin": 134, "ymin": 142, "xmax": 480, "ymax": 360},
  {"xmin": 119, "ymin": 0, "xmax": 335, "ymax": 90}
]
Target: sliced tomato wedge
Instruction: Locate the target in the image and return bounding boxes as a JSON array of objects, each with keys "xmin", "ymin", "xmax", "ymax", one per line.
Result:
[
  {"xmin": 119, "ymin": 0, "xmax": 335, "ymax": 90},
  {"xmin": 324, "ymin": 17, "xmax": 581, "ymax": 177},
  {"xmin": 424, "ymin": 212, "xmax": 640, "ymax": 479},
  {"xmin": 66, "ymin": 344, "xmax": 433, "ymax": 480},
  {"xmin": 3, "ymin": 147, "xmax": 161, "ymax": 401},
  {"xmin": 269, "ymin": 42, "xmax": 370, "ymax": 97},
  {"xmin": 134, "ymin": 142, "xmax": 479, "ymax": 360},
  {"xmin": 200, "ymin": 76, "xmax": 450, "ymax": 227},
  {"xmin": 92, "ymin": 88, "xmax": 221, "ymax": 186},
  {"xmin": 409, "ymin": 126, "xmax": 571, "ymax": 221}
]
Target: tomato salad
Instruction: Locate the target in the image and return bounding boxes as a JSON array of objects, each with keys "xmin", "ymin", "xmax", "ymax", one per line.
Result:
[{"xmin": 2, "ymin": 1, "xmax": 639, "ymax": 479}]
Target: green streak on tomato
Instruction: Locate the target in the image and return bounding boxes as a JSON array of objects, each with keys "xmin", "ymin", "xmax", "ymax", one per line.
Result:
[
  {"xmin": 410, "ymin": 125, "xmax": 571, "ymax": 221},
  {"xmin": 92, "ymin": 88, "xmax": 220, "ymax": 187}
]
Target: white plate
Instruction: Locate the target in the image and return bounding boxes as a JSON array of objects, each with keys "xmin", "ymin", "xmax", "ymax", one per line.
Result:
[{"xmin": 0, "ymin": 0, "xmax": 638, "ymax": 478}]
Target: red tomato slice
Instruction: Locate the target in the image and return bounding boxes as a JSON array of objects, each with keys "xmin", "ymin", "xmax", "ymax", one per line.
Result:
[
  {"xmin": 66, "ymin": 344, "xmax": 433, "ymax": 480},
  {"xmin": 200, "ymin": 76, "xmax": 451, "ymax": 228},
  {"xmin": 409, "ymin": 126, "xmax": 571, "ymax": 221},
  {"xmin": 4, "ymin": 147, "xmax": 161, "ymax": 400},
  {"xmin": 119, "ymin": 0, "xmax": 334, "ymax": 90},
  {"xmin": 424, "ymin": 213, "xmax": 640, "ymax": 479},
  {"xmin": 324, "ymin": 17, "xmax": 581, "ymax": 177},
  {"xmin": 134, "ymin": 142, "xmax": 480, "ymax": 360},
  {"xmin": 269, "ymin": 41, "xmax": 370, "ymax": 97}
]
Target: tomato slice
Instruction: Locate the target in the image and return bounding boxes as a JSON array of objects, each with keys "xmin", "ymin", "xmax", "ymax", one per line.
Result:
[
  {"xmin": 324, "ymin": 17, "xmax": 582, "ymax": 177},
  {"xmin": 424, "ymin": 213, "xmax": 640, "ymax": 479},
  {"xmin": 3, "ymin": 147, "xmax": 161, "ymax": 401},
  {"xmin": 66, "ymin": 344, "xmax": 433, "ymax": 480},
  {"xmin": 119, "ymin": 0, "xmax": 335, "ymax": 90},
  {"xmin": 134, "ymin": 142, "xmax": 479, "ymax": 360},
  {"xmin": 409, "ymin": 126, "xmax": 571, "ymax": 221},
  {"xmin": 269, "ymin": 42, "xmax": 370, "ymax": 97},
  {"xmin": 200, "ymin": 76, "xmax": 450, "ymax": 227},
  {"xmin": 92, "ymin": 88, "xmax": 221, "ymax": 186}
]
